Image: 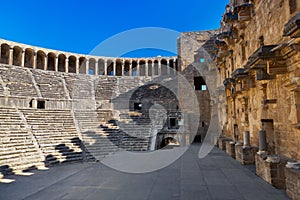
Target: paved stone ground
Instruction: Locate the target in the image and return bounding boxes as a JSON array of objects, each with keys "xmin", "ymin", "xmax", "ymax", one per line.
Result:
[{"xmin": 0, "ymin": 144, "xmax": 290, "ymax": 200}]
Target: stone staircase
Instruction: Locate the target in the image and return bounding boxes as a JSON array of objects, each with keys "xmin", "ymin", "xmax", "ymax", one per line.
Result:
[
  {"xmin": 21, "ymin": 109, "xmax": 84, "ymax": 166},
  {"xmin": 73, "ymin": 110, "xmax": 120, "ymax": 161},
  {"xmin": 0, "ymin": 108, "xmax": 44, "ymax": 175},
  {"xmin": 95, "ymin": 77, "xmax": 118, "ymax": 100},
  {"xmin": 65, "ymin": 74, "xmax": 94, "ymax": 100},
  {"xmin": 117, "ymin": 112, "xmax": 153, "ymax": 151},
  {"xmin": 32, "ymin": 69, "xmax": 68, "ymax": 99},
  {"xmin": 0, "ymin": 65, "xmax": 37, "ymax": 97}
]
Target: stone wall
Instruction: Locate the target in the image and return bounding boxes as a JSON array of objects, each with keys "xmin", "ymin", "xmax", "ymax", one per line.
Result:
[{"xmin": 285, "ymin": 167, "xmax": 300, "ymax": 200}]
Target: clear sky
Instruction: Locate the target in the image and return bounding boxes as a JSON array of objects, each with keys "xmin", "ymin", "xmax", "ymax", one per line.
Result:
[{"xmin": 0, "ymin": 0, "xmax": 228, "ymax": 57}]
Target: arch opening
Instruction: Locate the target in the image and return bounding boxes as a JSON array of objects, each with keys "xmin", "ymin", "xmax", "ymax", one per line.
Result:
[
  {"xmin": 68, "ymin": 56, "xmax": 76, "ymax": 73},
  {"xmin": 58, "ymin": 54, "xmax": 66, "ymax": 72},
  {"xmin": 24, "ymin": 48, "xmax": 34, "ymax": 68},
  {"xmin": 13, "ymin": 46, "xmax": 22, "ymax": 66},
  {"xmin": 0, "ymin": 44, "xmax": 10, "ymax": 64}
]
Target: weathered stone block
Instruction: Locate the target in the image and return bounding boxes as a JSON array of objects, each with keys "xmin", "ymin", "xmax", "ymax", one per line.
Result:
[
  {"xmin": 225, "ymin": 141, "xmax": 236, "ymax": 158},
  {"xmin": 285, "ymin": 167, "xmax": 300, "ymax": 200},
  {"xmin": 217, "ymin": 137, "xmax": 232, "ymax": 151},
  {"xmin": 235, "ymin": 145, "xmax": 258, "ymax": 165},
  {"xmin": 255, "ymin": 154, "xmax": 287, "ymax": 189}
]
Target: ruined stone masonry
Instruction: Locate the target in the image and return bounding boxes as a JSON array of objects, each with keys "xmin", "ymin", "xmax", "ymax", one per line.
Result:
[
  {"xmin": 0, "ymin": 0, "xmax": 300, "ymax": 199},
  {"xmin": 181, "ymin": 0, "xmax": 300, "ymax": 199}
]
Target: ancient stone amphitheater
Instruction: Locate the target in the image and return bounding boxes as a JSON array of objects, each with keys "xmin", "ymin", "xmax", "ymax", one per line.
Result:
[
  {"xmin": 0, "ymin": 34, "xmax": 212, "ymax": 177},
  {"xmin": 1, "ymin": 0, "xmax": 300, "ymax": 199}
]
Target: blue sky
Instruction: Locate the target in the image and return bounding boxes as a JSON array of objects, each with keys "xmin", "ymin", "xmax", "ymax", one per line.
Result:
[{"xmin": 0, "ymin": 0, "xmax": 228, "ymax": 57}]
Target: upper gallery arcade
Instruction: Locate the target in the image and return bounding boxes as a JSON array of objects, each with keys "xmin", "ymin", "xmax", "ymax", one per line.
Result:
[{"xmin": 0, "ymin": 39, "xmax": 178, "ymax": 76}]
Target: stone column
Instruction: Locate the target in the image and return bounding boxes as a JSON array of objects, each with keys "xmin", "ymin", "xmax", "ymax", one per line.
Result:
[
  {"xmin": 86, "ymin": 60, "xmax": 89, "ymax": 74},
  {"xmin": 158, "ymin": 60, "xmax": 161, "ymax": 76},
  {"xmin": 243, "ymin": 131, "xmax": 250, "ymax": 147},
  {"xmin": 21, "ymin": 49, "xmax": 25, "ymax": 67},
  {"xmin": 145, "ymin": 62, "xmax": 148, "ymax": 76},
  {"xmin": 167, "ymin": 60, "xmax": 170, "ymax": 75},
  {"xmin": 129, "ymin": 62, "xmax": 132, "ymax": 76},
  {"xmin": 121, "ymin": 61, "xmax": 125, "ymax": 76},
  {"xmin": 9, "ymin": 48, "xmax": 13, "ymax": 65},
  {"xmin": 137, "ymin": 61, "xmax": 140, "ymax": 76},
  {"xmin": 76, "ymin": 59, "xmax": 79, "ymax": 74},
  {"xmin": 258, "ymin": 130, "xmax": 267, "ymax": 151},
  {"xmin": 104, "ymin": 60, "xmax": 107, "ymax": 75},
  {"xmin": 95, "ymin": 60, "xmax": 98, "ymax": 75},
  {"xmin": 174, "ymin": 59, "xmax": 177, "ymax": 74},
  {"xmin": 65, "ymin": 58, "xmax": 69, "ymax": 73},
  {"xmin": 152, "ymin": 62, "xmax": 155, "ymax": 76},
  {"xmin": 55, "ymin": 56, "xmax": 58, "ymax": 72},
  {"xmin": 112, "ymin": 61, "xmax": 116, "ymax": 76},
  {"xmin": 44, "ymin": 55, "xmax": 47, "ymax": 70},
  {"xmin": 0, "ymin": 46, "xmax": 1, "ymax": 63},
  {"xmin": 33, "ymin": 51, "xmax": 37, "ymax": 69}
]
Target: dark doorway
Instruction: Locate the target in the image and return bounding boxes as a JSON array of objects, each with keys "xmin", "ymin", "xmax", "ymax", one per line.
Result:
[
  {"xmin": 194, "ymin": 76, "xmax": 206, "ymax": 90},
  {"xmin": 37, "ymin": 100, "xmax": 45, "ymax": 109}
]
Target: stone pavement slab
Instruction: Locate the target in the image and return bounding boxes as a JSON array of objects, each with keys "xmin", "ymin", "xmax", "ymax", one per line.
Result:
[{"xmin": 0, "ymin": 144, "xmax": 290, "ymax": 200}]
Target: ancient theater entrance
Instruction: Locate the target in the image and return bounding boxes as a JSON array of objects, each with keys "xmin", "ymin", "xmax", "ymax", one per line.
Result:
[{"xmin": 160, "ymin": 137, "xmax": 179, "ymax": 149}]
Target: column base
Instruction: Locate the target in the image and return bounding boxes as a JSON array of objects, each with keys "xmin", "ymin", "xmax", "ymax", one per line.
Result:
[
  {"xmin": 217, "ymin": 136, "xmax": 232, "ymax": 151},
  {"xmin": 285, "ymin": 167, "xmax": 300, "ymax": 200},
  {"xmin": 235, "ymin": 145, "xmax": 258, "ymax": 165},
  {"xmin": 255, "ymin": 154, "xmax": 287, "ymax": 189},
  {"xmin": 225, "ymin": 141, "xmax": 236, "ymax": 158}
]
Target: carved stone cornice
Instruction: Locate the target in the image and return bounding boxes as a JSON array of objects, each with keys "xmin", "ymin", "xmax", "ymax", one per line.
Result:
[{"xmin": 283, "ymin": 12, "xmax": 300, "ymax": 38}]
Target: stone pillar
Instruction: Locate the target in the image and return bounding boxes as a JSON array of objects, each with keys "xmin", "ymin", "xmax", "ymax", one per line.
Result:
[
  {"xmin": 44, "ymin": 55, "xmax": 47, "ymax": 70},
  {"xmin": 121, "ymin": 61, "xmax": 125, "ymax": 76},
  {"xmin": 33, "ymin": 51, "xmax": 37, "ymax": 69},
  {"xmin": 9, "ymin": 48, "xmax": 13, "ymax": 65},
  {"xmin": 76, "ymin": 59, "xmax": 79, "ymax": 74},
  {"xmin": 145, "ymin": 62, "xmax": 148, "ymax": 76},
  {"xmin": 174, "ymin": 59, "xmax": 177, "ymax": 74},
  {"xmin": 152, "ymin": 62, "xmax": 155, "ymax": 76},
  {"xmin": 129, "ymin": 62, "xmax": 132, "ymax": 76},
  {"xmin": 95, "ymin": 60, "xmax": 98, "ymax": 75},
  {"xmin": 65, "ymin": 58, "xmax": 69, "ymax": 73},
  {"xmin": 167, "ymin": 60, "xmax": 170, "ymax": 75},
  {"xmin": 112, "ymin": 61, "xmax": 116, "ymax": 76},
  {"xmin": 86, "ymin": 60, "xmax": 89, "ymax": 74},
  {"xmin": 158, "ymin": 60, "xmax": 161, "ymax": 76},
  {"xmin": 21, "ymin": 49, "xmax": 25, "ymax": 67},
  {"xmin": 104, "ymin": 60, "xmax": 107, "ymax": 75},
  {"xmin": 55, "ymin": 56, "xmax": 58, "ymax": 72},
  {"xmin": 259, "ymin": 130, "xmax": 267, "ymax": 151},
  {"xmin": 243, "ymin": 131, "xmax": 250, "ymax": 147},
  {"xmin": 137, "ymin": 61, "xmax": 140, "ymax": 76}
]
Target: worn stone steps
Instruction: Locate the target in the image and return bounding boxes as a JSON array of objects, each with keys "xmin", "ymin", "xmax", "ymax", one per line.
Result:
[{"xmin": 21, "ymin": 109, "xmax": 85, "ymax": 165}]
